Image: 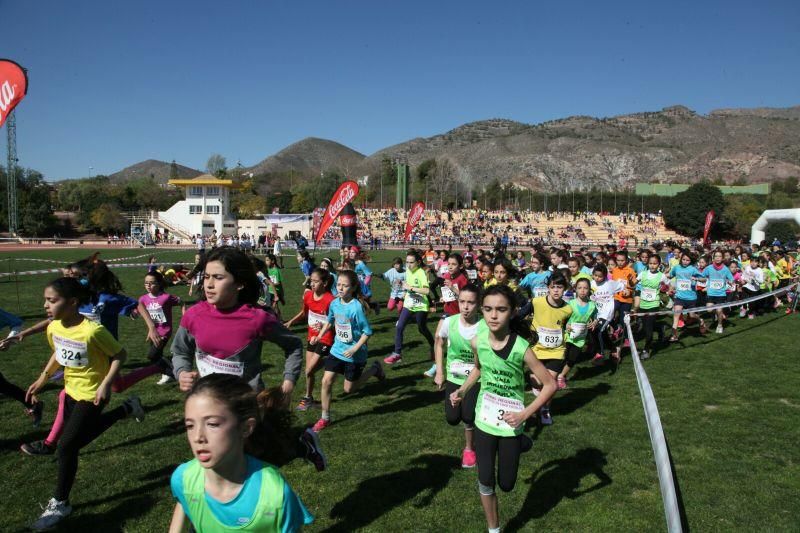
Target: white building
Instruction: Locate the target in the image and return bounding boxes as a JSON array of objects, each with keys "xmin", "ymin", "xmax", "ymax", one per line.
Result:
[{"xmin": 160, "ymin": 175, "xmax": 240, "ymax": 237}]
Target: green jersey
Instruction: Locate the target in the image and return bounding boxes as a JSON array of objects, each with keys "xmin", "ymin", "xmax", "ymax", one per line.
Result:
[
  {"xmin": 638, "ymin": 270, "xmax": 666, "ymax": 310},
  {"xmin": 566, "ymin": 299, "xmax": 596, "ymax": 348},
  {"xmin": 403, "ymin": 268, "xmax": 430, "ymax": 312},
  {"xmin": 442, "ymin": 316, "xmax": 481, "ymax": 386}
]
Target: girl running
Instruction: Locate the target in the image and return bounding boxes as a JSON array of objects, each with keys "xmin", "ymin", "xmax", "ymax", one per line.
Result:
[
  {"xmin": 590, "ymin": 264, "xmax": 627, "ymax": 364},
  {"xmin": 297, "ymin": 250, "xmax": 315, "ymax": 288},
  {"xmin": 312, "ymin": 270, "xmax": 385, "ymax": 432},
  {"xmin": 319, "ymin": 257, "xmax": 339, "ymax": 296},
  {"xmin": 264, "ymin": 253, "xmax": 285, "ymax": 319},
  {"xmin": 379, "ymin": 257, "xmax": 406, "ymax": 313},
  {"xmin": 284, "ymin": 268, "xmax": 336, "ymax": 412},
  {"xmin": 433, "ymin": 284, "xmax": 482, "ymax": 468},
  {"xmin": 350, "ymin": 246, "xmax": 379, "ymax": 313},
  {"xmin": 450, "ymin": 284, "xmax": 556, "ymax": 533},
  {"xmin": 700, "ymin": 250, "xmax": 734, "ymax": 333},
  {"xmin": 169, "ymin": 374, "xmax": 313, "ymax": 533},
  {"xmin": 27, "ymin": 277, "xmax": 143, "ymax": 530},
  {"xmin": 559, "ymin": 277, "xmax": 598, "ymax": 386},
  {"xmin": 634, "ymin": 255, "xmax": 668, "ymax": 359},
  {"xmin": 519, "ymin": 253, "xmax": 551, "ymax": 300},
  {"xmin": 136, "ymin": 271, "xmax": 182, "ymax": 385},
  {"xmin": 425, "ymin": 254, "xmax": 470, "ymax": 378},
  {"xmin": 384, "ymin": 251, "xmax": 436, "ymax": 366},
  {"xmin": 668, "ymin": 252, "xmax": 706, "ymax": 341}
]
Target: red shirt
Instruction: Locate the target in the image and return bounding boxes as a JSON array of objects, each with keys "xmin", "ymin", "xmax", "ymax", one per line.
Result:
[
  {"xmin": 442, "ymin": 272, "xmax": 469, "ymax": 315},
  {"xmin": 303, "ymin": 291, "xmax": 335, "ymax": 345}
]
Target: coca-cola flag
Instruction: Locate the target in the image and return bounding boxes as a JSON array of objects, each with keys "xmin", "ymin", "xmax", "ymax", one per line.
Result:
[
  {"xmin": 404, "ymin": 201, "xmax": 425, "ymax": 242},
  {"xmin": 0, "ymin": 59, "xmax": 28, "ymax": 129},
  {"xmin": 315, "ymin": 180, "xmax": 360, "ymax": 243},
  {"xmin": 703, "ymin": 210, "xmax": 714, "ymax": 247}
]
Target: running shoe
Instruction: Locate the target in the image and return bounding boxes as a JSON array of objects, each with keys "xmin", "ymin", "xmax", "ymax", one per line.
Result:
[
  {"xmin": 739, "ymin": 308, "xmax": 747, "ymax": 318},
  {"xmin": 296, "ymin": 396, "xmax": 314, "ymax": 411},
  {"xmin": 591, "ymin": 353, "xmax": 605, "ymax": 366},
  {"xmin": 677, "ymin": 318, "xmax": 685, "ymax": 328},
  {"xmin": 461, "ymin": 448, "xmax": 477, "ymax": 468},
  {"xmin": 27, "ymin": 401, "xmax": 44, "ymax": 427},
  {"xmin": 539, "ymin": 407, "xmax": 553, "ymax": 426},
  {"xmin": 787, "ymin": 308, "xmax": 793, "ymax": 315},
  {"xmin": 556, "ymin": 375, "xmax": 567, "ymax": 390},
  {"xmin": 715, "ymin": 325, "xmax": 724, "ymax": 334},
  {"xmin": 372, "ymin": 360, "xmax": 386, "ymax": 381},
  {"xmin": 623, "ymin": 339, "xmax": 630, "ymax": 348},
  {"xmin": 299, "ymin": 428, "xmax": 327, "ymax": 472},
  {"xmin": 156, "ymin": 374, "xmax": 174, "ymax": 385},
  {"xmin": 423, "ymin": 364, "xmax": 437, "ymax": 378},
  {"xmin": 530, "ymin": 386, "xmax": 541, "ymax": 397},
  {"xmin": 748, "ymin": 314, "xmax": 755, "ymax": 320},
  {"xmin": 639, "ymin": 350, "xmax": 650, "ymax": 360},
  {"xmin": 20, "ymin": 439, "xmax": 55, "ymax": 456},
  {"xmin": 383, "ymin": 353, "xmax": 402, "ymax": 365},
  {"xmin": 31, "ymin": 498, "xmax": 72, "ymax": 531},
  {"xmin": 123, "ymin": 395, "xmax": 145, "ymax": 422},
  {"xmin": 7, "ymin": 328, "xmax": 21, "ymax": 339},
  {"xmin": 312, "ymin": 418, "xmax": 330, "ymax": 433}
]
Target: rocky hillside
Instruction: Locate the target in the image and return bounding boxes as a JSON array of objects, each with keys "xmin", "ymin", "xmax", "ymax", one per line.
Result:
[
  {"xmin": 353, "ymin": 105, "xmax": 800, "ymax": 191},
  {"xmin": 109, "ymin": 159, "xmax": 201, "ymax": 183},
  {"xmin": 244, "ymin": 137, "xmax": 365, "ymax": 177}
]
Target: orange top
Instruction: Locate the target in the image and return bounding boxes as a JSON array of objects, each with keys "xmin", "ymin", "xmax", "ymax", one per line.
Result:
[
  {"xmin": 611, "ymin": 264, "xmax": 637, "ymax": 303},
  {"xmin": 423, "ymin": 250, "xmax": 437, "ymax": 265}
]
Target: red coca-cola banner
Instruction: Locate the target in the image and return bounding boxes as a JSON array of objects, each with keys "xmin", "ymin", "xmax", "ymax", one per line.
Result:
[
  {"xmin": 703, "ymin": 210, "xmax": 714, "ymax": 247},
  {"xmin": 404, "ymin": 201, "xmax": 425, "ymax": 242},
  {"xmin": 0, "ymin": 59, "xmax": 28, "ymax": 129},
  {"xmin": 315, "ymin": 180, "xmax": 360, "ymax": 243}
]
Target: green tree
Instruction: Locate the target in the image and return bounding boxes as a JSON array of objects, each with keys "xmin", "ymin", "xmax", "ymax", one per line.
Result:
[
  {"xmin": 90, "ymin": 203, "xmax": 127, "ymax": 233},
  {"xmin": 662, "ymin": 182, "xmax": 726, "ymax": 237},
  {"xmin": 765, "ymin": 221, "xmax": 800, "ymax": 244},
  {"xmin": 206, "ymin": 154, "xmax": 227, "ymax": 177},
  {"xmin": 723, "ymin": 195, "xmax": 765, "ymax": 238}
]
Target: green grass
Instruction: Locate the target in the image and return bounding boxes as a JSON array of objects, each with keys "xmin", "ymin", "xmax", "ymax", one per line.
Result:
[{"xmin": 0, "ymin": 247, "xmax": 798, "ymax": 532}]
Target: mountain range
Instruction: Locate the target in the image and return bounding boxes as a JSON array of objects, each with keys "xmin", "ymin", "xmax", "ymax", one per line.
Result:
[{"xmin": 107, "ymin": 104, "xmax": 800, "ymax": 191}]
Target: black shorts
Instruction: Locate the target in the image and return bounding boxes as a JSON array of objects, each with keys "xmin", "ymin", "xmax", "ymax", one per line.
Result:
[
  {"xmin": 706, "ymin": 295, "xmax": 727, "ymax": 305},
  {"xmin": 565, "ymin": 343, "xmax": 583, "ymax": 365},
  {"xmin": 539, "ymin": 358, "xmax": 565, "ymax": 373},
  {"xmin": 324, "ymin": 355, "xmax": 366, "ymax": 381},
  {"xmin": 306, "ymin": 342, "xmax": 332, "ymax": 357}
]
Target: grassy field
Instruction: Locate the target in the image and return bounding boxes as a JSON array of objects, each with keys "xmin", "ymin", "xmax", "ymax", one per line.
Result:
[{"xmin": 0, "ymin": 247, "xmax": 798, "ymax": 532}]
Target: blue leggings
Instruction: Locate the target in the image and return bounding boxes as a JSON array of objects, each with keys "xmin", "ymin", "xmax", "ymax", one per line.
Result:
[
  {"xmin": 0, "ymin": 307, "xmax": 22, "ymax": 331},
  {"xmin": 394, "ymin": 308, "xmax": 435, "ymax": 355}
]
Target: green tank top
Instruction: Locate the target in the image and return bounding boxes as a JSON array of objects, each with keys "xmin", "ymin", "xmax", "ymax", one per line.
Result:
[
  {"xmin": 403, "ymin": 268, "xmax": 430, "ymax": 312},
  {"xmin": 182, "ymin": 458, "xmax": 285, "ymax": 532},
  {"xmin": 566, "ymin": 299, "xmax": 596, "ymax": 348},
  {"xmin": 474, "ymin": 329, "xmax": 529, "ymax": 437},
  {"xmin": 638, "ymin": 270, "xmax": 663, "ymax": 310},
  {"xmin": 446, "ymin": 316, "xmax": 480, "ymax": 386}
]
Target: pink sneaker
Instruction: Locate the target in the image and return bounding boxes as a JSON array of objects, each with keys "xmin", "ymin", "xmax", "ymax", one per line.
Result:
[
  {"xmin": 678, "ymin": 318, "xmax": 685, "ymax": 328},
  {"xmin": 383, "ymin": 353, "xmax": 402, "ymax": 365},
  {"xmin": 592, "ymin": 353, "xmax": 605, "ymax": 366},
  {"xmin": 461, "ymin": 448, "xmax": 477, "ymax": 468},
  {"xmin": 312, "ymin": 418, "xmax": 330, "ymax": 433},
  {"xmin": 556, "ymin": 375, "xmax": 567, "ymax": 390}
]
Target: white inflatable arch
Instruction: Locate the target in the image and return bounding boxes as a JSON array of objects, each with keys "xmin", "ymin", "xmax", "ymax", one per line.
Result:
[{"xmin": 750, "ymin": 208, "xmax": 800, "ymax": 244}]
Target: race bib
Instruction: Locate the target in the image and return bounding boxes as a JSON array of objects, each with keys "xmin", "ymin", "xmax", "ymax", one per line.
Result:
[
  {"xmin": 438, "ymin": 265, "xmax": 449, "ymax": 276},
  {"xmin": 537, "ymin": 326, "xmax": 563, "ymax": 348},
  {"xmin": 449, "ymin": 361, "xmax": 475, "ymax": 377},
  {"xmin": 335, "ymin": 322, "xmax": 353, "ymax": 343},
  {"xmin": 533, "ymin": 286, "xmax": 549, "ymax": 298},
  {"xmin": 269, "ymin": 275, "xmax": 278, "ymax": 285},
  {"xmin": 569, "ymin": 322, "xmax": 587, "ymax": 339},
  {"xmin": 479, "ymin": 392, "xmax": 524, "ymax": 431},
  {"xmin": 467, "ymin": 270, "xmax": 478, "ymax": 280},
  {"xmin": 147, "ymin": 305, "xmax": 167, "ymax": 324},
  {"xmin": 709, "ymin": 279, "xmax": 724, "ymax": 291},
  {"xmin": 53, "ymin": 335, "xmax": 89, "ymax": 368},
  {"xmin": 676, "ymin": 279, "xmax": 691, "ymax": 292},
  {"xmin": 196, "ymin": 352, "xmax": 244, "ymax": 378},
  {"xmin": 407, "ymin": 292, "xmax": 424, "ymax": 307},
  {"xmin": 307, "ymin": 310, "xmax": 327, "ymax": 331},
  {"xmin": 641, "ymin": 287, "xmax": 658, "ymax": 302},
  {"xmin": 441, "ymin": 285, "xmax": 457, "ymax": 302}
]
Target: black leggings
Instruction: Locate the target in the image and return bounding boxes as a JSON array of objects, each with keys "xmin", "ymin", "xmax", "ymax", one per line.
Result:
[
  {"xmin": 444, "ymin": 381, "xmax": 479, "ymax": 427},
  {"xmin": 475, "ymin": 428, "xmax": 525, "ymax": 492},
  {"xmin": 56, "ymin": 395, "xmax": 127, "ymax": 501},
  {"xmin": 394, "ymin": 309, "xmax": 435, "ymax": 355},
  {"xmin": 0, "ymin": 372, "xmax": 34, "ymax": 408},
  {"xmin": 641, "ymin": 313, "xmax": 665, "ymax": 350}
]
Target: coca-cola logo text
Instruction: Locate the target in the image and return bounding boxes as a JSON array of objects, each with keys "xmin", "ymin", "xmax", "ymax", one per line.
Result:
[
  {"xmin": 329, "ymin": 183, "xmax": 357, "ymax": 217},
  {"xmin": 0, "ymin": 81, "xmax": 16, "ymax": 114},
  {"xmin": 340, "ymin": 214, "xmax": 356, "ymax": 226}
]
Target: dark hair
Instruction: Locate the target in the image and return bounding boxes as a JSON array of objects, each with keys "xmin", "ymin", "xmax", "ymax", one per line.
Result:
[
  {"xmin": 336, "ymin": 269, "xmax": 370, "ymax": 313},
  {"xmin": 574, "ymin": 277, "xmax": 592, "ymax": 290},
  {"xmin": 392, "ymin": 256, "xmax": 403, "ymax": 266},
  {"xmin": 310, "ymin": 267, "xmax": 333, "ymax": 292},
  {"xmin": 187, "ymin": 374, "xmax": 294, "ymax": 465},
  {"xmin": 449, "ymin": 253, "xmax": 464, "ymax": 266},
  {"xmin": 265, "ymin": 253, "xmax": 280, "ymax": 267},
  {"xmin": 593, "ymin": 264, "xmax": 608, "ymax": 277},
  {"xmin": 144, "ymin": 270, "xmax": 167, "ymax": 292},
  {"xmin": 47, "ymin": 277, "xmax": 90, "ymax": 305},
  {"xmin": 482, "ymin": 284, "xmax": 518, "ymax": 309},
  {"xmin": 87, "ymin": 258, "xmax": 124, "ymax": 296},
  {"xmin": 459, "ymin": 283, "xmax": 480, "ymax": 298},
  {"xmin": 549, "ymin": 272, "xmax": 569, "ymax": 288},
  {"xmin": 206, "ymin": 246, "xmax": 260, "ymax": 305},
  {"xmin": 406, "ymin": 250, "xmax": 423, "ymax": 265}
]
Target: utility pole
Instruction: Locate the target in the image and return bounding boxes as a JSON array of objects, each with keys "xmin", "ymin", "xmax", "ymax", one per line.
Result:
[{"xmin": 6, "ymin": 111, "xmax": 18, "ymax": 234}]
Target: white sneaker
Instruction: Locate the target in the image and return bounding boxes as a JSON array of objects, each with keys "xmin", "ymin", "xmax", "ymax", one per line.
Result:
[
  {"xmin": 31, "ymin": 498, "xmax": 72, "ymax": 530},
  {"xmin": 7, "ymin": 328, "xmax": 21, "ymax": 339},
  {"xmin": 156, "ymin": 374, "xmax": 174, "ymax": 385},
  {"xmin": 423, "ymin": 364, "xmax": 437, "ymax": 378},
  {"xmin": 123, "ymin": 395, "xmax": 145, "ymax": 422},
  {"xmin": 715, "ymin": 325, "xmax": 724, "ymax": 334}
]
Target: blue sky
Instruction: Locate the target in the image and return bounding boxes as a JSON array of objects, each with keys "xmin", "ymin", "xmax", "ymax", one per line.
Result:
[{"xmin": 4, "ymin": 0, "xmax": 799, "ymax": 180}]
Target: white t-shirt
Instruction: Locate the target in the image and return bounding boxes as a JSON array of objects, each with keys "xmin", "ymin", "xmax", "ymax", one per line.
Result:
[
  {"xmin": 438, "ymin": 316, "xmax": 480, "ymax": 343},
  {"xmin": 590, "ymin": 279, "xmax": 626, "ymax": 321}
]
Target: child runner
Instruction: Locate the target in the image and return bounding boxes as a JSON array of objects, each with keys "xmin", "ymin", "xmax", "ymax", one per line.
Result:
[
  {"xmin": 264, "ymin": 253, "xmax": 285, "ymax": 319},
  {"xmin": 559, "ymin": 277, "xmax": 597, "ymax": 386},
  {"xmin": 668, "ymin": 252, "xmax": 705, "ymax": 341},
  {"xmin": 634, "ymin": 255, "xmax": 668, "ymax": 359},
  {"xmin": 297, "ymin": 250, "xmax": 315, "ymax": 288},
  {"xmin": 463, "ymin": 255, "xmax": 479, "ymax": 283},
  {"xmin": 379, "ymin": 257, "xmax": 406, "ymax": 313},
  {"xmin": 450, "ymin": 284, "xmax": 556, "ymax": 533},
  {"xmin": 284, "ymin": 268, "xmax": 335, "ymax": 412},
  {"xmin": 384, "ymin": 251, "xmax": 435, "ymax": 366},
  {"xmin": 319, "ymin": 257, "xmax": 339, "ymax": 297},
  {"xmin": 433, "ymin": 284, "xmax": 482, "ymax": 468},
  {"xmin": 590, "ymin": 264, "xmax": 627, "ymax": 364},
  {"xmin": 519, "ymin": 253, "xmax": 551, "ymax": 300},
  {"xmin": 169, "ymin": 374, "xmax": 313, "ymax": 533},
  {"xmin": 312, "ymin": 270, "xmax": 385, "ymax": 432},
  {"xmin": 528, "ymin": 273, "xmax": 573, "ymax": 425},
  {"xmin": 134, "ymin": 270, "xmax": 181, "ymax": 385},
  {"xmin": 27, "ymin": 277, "xmax": 143, "ymax": 530},
  {"xmin": 701, "ymin": 250, "xmax": 734, "ymax": 333},
  {"xmin": 350, "ymin": 246, "xmax": 379, "ymax": 313},
  {"xmin": 424, "ymin": 253, "xmax": 469, "ymax": 378}
]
